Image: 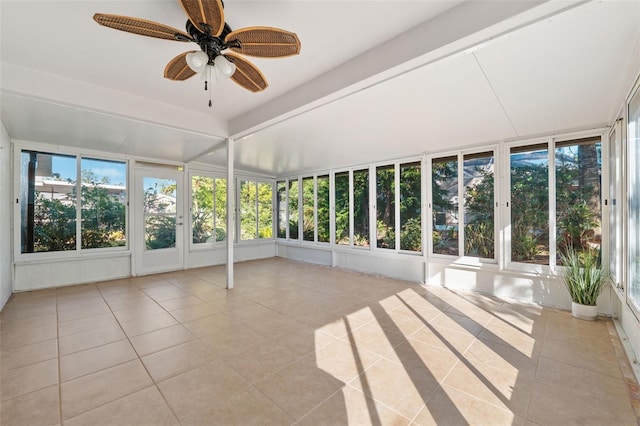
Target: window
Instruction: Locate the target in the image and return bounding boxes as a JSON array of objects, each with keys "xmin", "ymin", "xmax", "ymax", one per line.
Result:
[
  {"xmin": 609, "ymin": 125, "xmax": 621, "ymax": 288},
  {"xmin": 191, "ymin": 175, "xmax": 226, "ymax": 244},
  {"xmin": 20, "ymin": 151, "xmax": 127, "ymax": 254},
  {"xmin": 353, "ymin": 169, "xmax": 370, "ymax": 247},
  {"xmin": 276, "ymin": 181, "xmax": 286, "ymax": 238},
  {"xmin": 555, "ymin": 137, "xmax": 602, "ymax": 264},
  {"xmin": 376, "ymin": 165, "xmax": 395, "ymax": 249},
  {"xmin": 317, "ymin": 175, "xmax": 330, "ymax": 243},
  {"xmin": 400, "ymin": 162, "xmax": 421, "ymax": 252},
  {"xmin": 288, "ymin": 180, "xmax": 299, "ymax": 240},
  {"xmin": 508, "ymin": 138, "xmax": 603, "ymax": 268},
  {"xmin": 432, "ymin": 156, "xmax": 458, "ymax": 256},
  {"xmin": 144, "ymin": 177, "xmax": 176, "ymax": 250},
  {"xmin": 239, "ymin": 180, "xmax": 273, "ymax": 241},
  {"xmin": 510, "ymin": 144, "xmax": 549, "ymax": 264},
  {"xmin": 628, "ymin": 83, "xmax": 640, "ymax": 308},
  {"xmin": 258, "ymin": 182, "xmax": 273, "ymax": 239},
  {"xmin": 334, "ymin": 172, "xmax": 349, "ymax": 245},
  {"xmin": 463, "ymin": 153, "xmax": 494, "ymax": 258},
  {"xmin": 81, "ymin": 158, "xmax": 127, "ymax": 249},
  {"xmin": 302, "ymin": 177, "xmax": 314, "ymax": 241}
]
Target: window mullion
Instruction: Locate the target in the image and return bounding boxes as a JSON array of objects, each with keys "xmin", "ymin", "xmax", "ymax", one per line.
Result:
[
  {"xmin": 395, "ymin": 163, "xmax": 401, "ymax": 252},
  {"xmin": 458, "ymin": 153, "xmax": 464, "ymax": 257},
  {"xmin": 76, "ymin": 156, "xmax": 82, "ymax": 251},
  {"xmin": 549, "ymin": 140, "xmax": 557, "ymax": 271},
  {"xmin": 349, "ymin": 170, "xmax": 354, "ymax": 247},
  {"xmin": 313, "ymin": 176, "xmax": 318, "ymax": 243}
]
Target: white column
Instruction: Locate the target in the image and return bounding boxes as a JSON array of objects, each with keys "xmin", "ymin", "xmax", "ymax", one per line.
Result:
[{"xmin": 226, "ymin": 137, "xmax": 234, "ymax": 289}]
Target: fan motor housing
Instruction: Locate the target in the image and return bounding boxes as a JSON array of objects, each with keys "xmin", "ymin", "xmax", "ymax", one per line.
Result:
[{"xmin": 185, "ymin": 20, "xmax": 240, "ymax": 62}]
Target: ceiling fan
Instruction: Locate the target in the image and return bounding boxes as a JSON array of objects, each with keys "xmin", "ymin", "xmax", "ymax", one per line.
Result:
[{"xmin": 93, "ymin": 0, "xmax": 301, "ymax": 106}]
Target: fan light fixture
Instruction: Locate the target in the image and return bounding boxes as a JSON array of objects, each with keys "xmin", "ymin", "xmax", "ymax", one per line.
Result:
[
  {"xmin": 186, "ymin": 51, "xmax": 208, "ymax": 73},
  {"xmin": 214, "ymin": 55, "xmax": 236, "ymax": 77}
]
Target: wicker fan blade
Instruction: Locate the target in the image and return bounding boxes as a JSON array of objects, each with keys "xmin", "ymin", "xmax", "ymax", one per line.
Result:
[
  {"xmin": 180, "ymin": 0, "xmax": 224, "ymax": 36},
  {"xmin": 224, "ymin": 53, "xmax": 268, "ymax": 93},
  {"xmin": 225, "ymin": 26, "xmax": 301, "ymax": 58},
  {"xmin": 93, "ymin": 13, "xmax": 192, "ymax": 42},
  {"xmin": 164, "ymin": 52, "xmax": 198, "ymax": 81}
]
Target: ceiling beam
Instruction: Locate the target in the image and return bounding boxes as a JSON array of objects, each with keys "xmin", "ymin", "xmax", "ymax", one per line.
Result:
[{"xmin": 229, "ymin": 0, "xmax": 586, "ymax": 139}]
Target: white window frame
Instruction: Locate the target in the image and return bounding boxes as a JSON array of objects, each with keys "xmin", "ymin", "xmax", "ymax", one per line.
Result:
[
  {"xmin": 188, "ymin": 171, "xmax": 227, "ymax": 250},
  {"xmin": 13, "ymin": 142, "xmax": 130, "ymax": 261}
]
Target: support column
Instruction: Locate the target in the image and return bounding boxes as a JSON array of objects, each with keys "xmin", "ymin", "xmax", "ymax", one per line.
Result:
[{"xmin": 226, "ymin": 137, "xmax": 234, "ymax": 289}]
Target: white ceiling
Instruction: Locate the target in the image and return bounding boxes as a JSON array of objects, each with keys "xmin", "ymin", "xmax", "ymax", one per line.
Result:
[{"xmin": 2, "ymin": 0, "xmax": 640, "ymax": 176}]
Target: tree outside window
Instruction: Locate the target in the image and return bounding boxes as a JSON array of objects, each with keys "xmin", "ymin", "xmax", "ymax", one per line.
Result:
[
  {"xmin": 376, "ymin": 165, "xmax": 395, "ymax": 249},
  {"xmin": 334, "ymin": 172, "xmax": 349, "ymax": 245},
  {"xmin": 21, "ymin": 151, "xmax": 127, "ymax": 253},
  {"xmin": 432, "ymin": 156, "xmax": 458, "ymax": 256},
  {"xmin": 317, "ymin": 175, "xmax": 330, "ymax": 243},
  {"xmin": 400, "ymin": 162, "xmax": 421, "ymax": 252}
]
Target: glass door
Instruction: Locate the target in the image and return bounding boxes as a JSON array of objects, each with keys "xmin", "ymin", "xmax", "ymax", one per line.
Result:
[
  {"xmin": 609, "ymin": 122, "xmax": 623, "ymax": 291},
  {"xmin": 134, "ymin": 166, "xmax": 184, "ymax": 275},
  {"xmin": 628, "ymin": 82, "xmax": 640, "ymax": 311}
]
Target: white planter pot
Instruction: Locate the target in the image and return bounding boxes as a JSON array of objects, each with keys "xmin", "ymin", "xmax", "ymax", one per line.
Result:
[{"xmin": 571, "ymin": 302, "xmax": 598, "ymax": 321}]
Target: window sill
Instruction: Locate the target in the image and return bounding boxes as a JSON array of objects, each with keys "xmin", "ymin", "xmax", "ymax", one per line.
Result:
[{"xmin": 14, "ymin": 249, "xmax": 131, "ymax": 266}]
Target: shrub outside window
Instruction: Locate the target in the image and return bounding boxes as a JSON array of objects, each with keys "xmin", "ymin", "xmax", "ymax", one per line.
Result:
[
  {"xmin": 334, "ymin": 172, "xmax": 349, "ymax": 245},
  {"xmin": 20, "ymin": 150, "xmax": 127, "ymax": 254},
  {"xmin": 191, "ymin": 175, "xmax": 226, "ymax": 244},
  {"xmin": 317, "ymin": 175, "xmax": 330, "ymax": 243},
  {"xmin": 432, "ymin": 156, "xmax": 458, "ymax": 256}
]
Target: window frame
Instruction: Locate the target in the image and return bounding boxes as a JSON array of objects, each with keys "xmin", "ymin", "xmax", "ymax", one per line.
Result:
[
  {"xmin": 14, "ymin": 144, "xmax": 130, "ymax": 260},
  {"xmin": 626, "ymin": 76, "xmax": 640, "ymax": 317},
  {"xmin": 188, "ymin": 171, "xmax": 227, "ymax": 250},
  {"xmin": 236, "ymin": 177, "xmax": 274, "ymax": 242},
  {"xmin": 504, "ymin": 132, "xmax": 606, "ymax": 274},
  {"xmin": 428, "ymin": 148, "xmax": 497, "ymax": 263}
]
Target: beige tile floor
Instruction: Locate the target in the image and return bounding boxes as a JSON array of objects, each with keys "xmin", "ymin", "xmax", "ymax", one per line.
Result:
[{"xmin": 1, "ymin": 258, "xmax": 639, "ymax": 426}]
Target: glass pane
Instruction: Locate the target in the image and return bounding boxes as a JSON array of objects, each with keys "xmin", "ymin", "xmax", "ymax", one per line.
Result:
[
  {"xmin": 288, "ymin": 180, "xmax": 299, "ymax": 239},
  {"xmin": 191, "ymin": 176, "xmax": 214, "ymax": 244},
  {"xmin": 629, "ymin": 85, "xmax": 640, "ymax": 307},
  {"xmin": 400, "ymin": 162, "xmax": 421, "ymax": 252},
  {"xmin": 510, "ymin": 145, "xmax": 549, "ymax": 264},
  {"xmin": 463, "ymin": 153, "xmax": 494, "ymax": 258},
  {"xmin": 302, "ymin": 177, "xmax": 315, "ymax": 241},
  {"xmin": 214, "ymin": 178, "xmax": 227, "ymax": 242},
  {"xmin": 143, "ymin": 177, "xmax": 176, "ymax": 250},
  {"xmin": 317, "ymin": 175, "xmax": 330, "ymax": 243},
  {"xmin": 80, "ymin": 158, "xmax": 127, "ymax": 249},
  {"xmin": 276, "ymin": 181, "xmax": 287, "ymax": 238},
  {"xmin": 376, "ymin": 165, "xmax": 395, "ymax": 249},
  {"xmin": 432, "ymin": 157, "xmax": 458, "ymax": 255},
  {"xmin": 21, "ymin": 151, "xmax": 77, "ymax": 253},
  {"xmin": 353, "ymin": 169, "xmax": 369, "ymax": 247},
  {"xmin": 258, "ymin": 182, "xmax": 273, "ymax": 239},
  {"xmin": 240, "ymin": 181, "xmax": 257, "ymax": 240},
  {"xmin": 555, "ymin": 138, "xmax": 602, "ymax": 264},
  {"xmin": 334, "ymin": 172, "xmax": 349, "ymax": 245},
  {"xmin": 609, "ymin": 130, "xmax": 619, "ymax": 284}
]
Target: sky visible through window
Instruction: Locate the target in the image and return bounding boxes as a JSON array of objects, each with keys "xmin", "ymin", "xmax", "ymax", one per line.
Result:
[{"xmin": 52, "ymin": 156, "xmax": 126, "ymax": 185}]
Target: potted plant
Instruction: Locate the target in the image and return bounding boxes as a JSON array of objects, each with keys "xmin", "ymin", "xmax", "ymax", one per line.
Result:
[{"xmin": 560, "ymin": 246, "xmax": 608, "ymax": 320}]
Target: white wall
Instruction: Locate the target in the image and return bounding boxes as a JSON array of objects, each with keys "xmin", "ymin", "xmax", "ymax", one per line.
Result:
[
  {"xmin": 14, "ymin": 253, "xmax": 131, "ymax": 291},
  {"xmin": 276, "ymin": 245, "xmax": 612, "ymax": 313},
  {"xmin": 0, "ymin": 121, "xmax": 12, "ymax": 310},
  {"xmin": 186, "ymin": 242, "xmax": 276, "ymax": 270}
]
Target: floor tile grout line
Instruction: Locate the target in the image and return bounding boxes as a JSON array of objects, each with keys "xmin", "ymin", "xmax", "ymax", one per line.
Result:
[
  {"xmin": 93, "ymin": 279, "xmax": 183, "ymax": 426},
  {"xmin": 5, "ymin": 259, "xmax": 639, "ymax": 425}
]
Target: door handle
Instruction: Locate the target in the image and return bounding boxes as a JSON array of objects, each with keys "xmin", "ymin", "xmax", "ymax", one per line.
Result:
[{"xmin": 177, "ymin": 222, "xmax": 183, "ymax": 226}]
